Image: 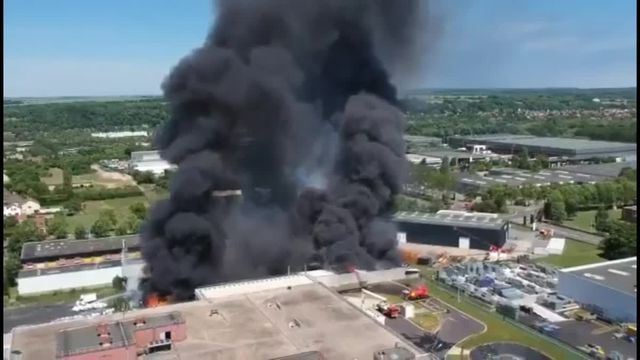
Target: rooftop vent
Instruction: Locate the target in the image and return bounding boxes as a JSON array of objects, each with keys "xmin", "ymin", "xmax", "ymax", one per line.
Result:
[{"xmin": 288, "ymin": 319, "xmax": 301, "ymax": 329}]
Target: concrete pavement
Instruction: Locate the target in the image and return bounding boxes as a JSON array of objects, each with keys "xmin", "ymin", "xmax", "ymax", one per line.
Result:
[{"xmin": 3, "ymin": 303, "xmax": 75, "ymax": 333}]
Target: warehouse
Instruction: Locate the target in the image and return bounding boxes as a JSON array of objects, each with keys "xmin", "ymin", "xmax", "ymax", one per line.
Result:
[
  {"xmin": 557, "ymin": 257, "xmax": 636, "ymax": 323},
  {"xmin": 129, "ymin": 150, "xmax": 176, "ymax": 175},
  {"xmin": 18, "ymin": 236, "xmax": 143, "ymax": 295},
  {"xmin": 455, "ymin": 166, "xmax": 611, "ymax": 192},
  {"xmin": 10, "ymin": 282, "xmax": 424, "ymax": 359},
  {"xmin": 448, "ymin": 134, "xmax": 636, "ymax": 162},
  {"xmin": 394, "ymin": 211, "xmax": 508, "ymax": 250}
]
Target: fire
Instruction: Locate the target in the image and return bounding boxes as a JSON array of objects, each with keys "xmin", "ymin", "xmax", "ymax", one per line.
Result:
[{"xmin": 144, "ymin": 293, "xmax": 170, "ymax": 308}]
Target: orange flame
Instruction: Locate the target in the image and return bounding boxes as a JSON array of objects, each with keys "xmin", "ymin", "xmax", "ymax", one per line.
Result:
[{"xmin": 145, "ymin": 293, "xmax": 170, "ymax": 308}]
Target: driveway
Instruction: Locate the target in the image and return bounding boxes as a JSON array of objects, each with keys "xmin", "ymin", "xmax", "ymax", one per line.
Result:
[{"xmin": 538, "ymin": 223, "xmax": 604, "ymax": 245}]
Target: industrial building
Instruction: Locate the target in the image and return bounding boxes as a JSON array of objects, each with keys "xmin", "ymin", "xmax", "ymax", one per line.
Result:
[
  {"xmin": 129, "ymin": 150, "xmax": 175, "ymax": 175},
  {"xmin": 448, "ymin": 134, "xmax": 637, "ymax": 163},
  {"xmin": 394, "ymin": 210, "xmax": 509, "ymax": 250},
  {"xmin": 18, "ymin": 235, "xmax": 144, "ymax": 295},
  {"xmin": 456, "ymin": 166, "xmax": 613, "ymax": 192},
  {"xmin": 9, "ymin": 272, "xmax": 425, "ymax": 360},
  {"xmin": 404, "ymin": 135, "xmax": 442, "ymax": 152},
  {"xmin": 557, "ymin": 257, "xmax": 637, "ymax": 323},
  {"xmin": 56, "ymin": 312, "xmax": 186, "ymax": 359}
]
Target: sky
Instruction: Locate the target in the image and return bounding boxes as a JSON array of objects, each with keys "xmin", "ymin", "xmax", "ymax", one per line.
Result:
[{"xmin": 4, "ymin": 0, "xmax": 637, "ymax": 97}]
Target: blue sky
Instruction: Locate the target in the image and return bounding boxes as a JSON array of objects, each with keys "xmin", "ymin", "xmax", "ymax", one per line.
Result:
[{"xmin": 4, "ymin": 0, "xmax": 636, "ymax": 97}]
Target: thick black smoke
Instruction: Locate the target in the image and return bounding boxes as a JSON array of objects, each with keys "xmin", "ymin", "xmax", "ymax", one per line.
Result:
[{"xmin": 140, "ymin": 0, "xmax": 428, "ymax": 300}]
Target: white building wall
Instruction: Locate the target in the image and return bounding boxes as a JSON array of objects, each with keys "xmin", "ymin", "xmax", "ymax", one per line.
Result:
[
  {"xmin": 557, "ymin": 271, "xmax": 636, "ymax": 323},
  {"xmin": 4, "ymin": 205, "xmax": 21, "ymax": 217},
  {"xmin": 17, "ymin": 263, "xmax": 145, "ymax": 295},
  {"xmin": 21, "ymin": 200, "xmax": 41, "ymax": 216}
]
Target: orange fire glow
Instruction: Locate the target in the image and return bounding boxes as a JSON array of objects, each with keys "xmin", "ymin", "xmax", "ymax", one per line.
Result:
[{"xmin": 145, "ymin": 293, "xmax": 170, "ymax": 308}]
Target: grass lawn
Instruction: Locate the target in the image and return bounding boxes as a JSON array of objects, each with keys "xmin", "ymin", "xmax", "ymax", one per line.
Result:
[
  {"xmin": 412, "ymin": 312, "xmax": 441, "ymax": 332},
  {"xmin": 535, "ymin": 238, "xmax": 605, "ymax": 268},
  {"xmin": 40, "ymin": 167, "xmax": 63, "ymax": 186},
  {"xmin": 66, "ymin": 196, "xmax": 149, "ymax": 231},
  {"xmin": 4, "ymin": 285, "xmax": 118, "ymax": 309},
  {"xmin": 564, "ymin": 209, "xmax": 621, "ymax": 232},
  {"xmin": 139, "ymin": 184, "xmax": 169, "ymax": 204},
  {"xmin": 417, "ymin": 267, "xmax": 587, "ymax": 360},
  {"xmin": 381, "ymin": 293, "xmax": 405, "ymax": 305}
]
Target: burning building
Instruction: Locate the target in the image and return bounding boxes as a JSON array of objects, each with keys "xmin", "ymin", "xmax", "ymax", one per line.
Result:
[{"xmin": 140, "ymin": 0, "xmax": 434, "ymax": 300}]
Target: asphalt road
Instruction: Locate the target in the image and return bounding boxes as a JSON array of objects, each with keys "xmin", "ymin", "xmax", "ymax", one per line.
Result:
[
  {"xmin": 371, "ymin": 282, "xmax": 485, "ymax": 358},
  {"xmin": 537, "ymin": 223, "xmax": 604, "ymax": 245},
  {"xmin": 3, "ymin": 303, "xmax": 75, "ymax": 333}
]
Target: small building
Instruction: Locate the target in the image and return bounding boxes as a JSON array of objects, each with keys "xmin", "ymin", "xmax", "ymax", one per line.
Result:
[
  {"xmin": 3, "ymin": 188, "xmax": 41, "ymax": 218},
  {"xmin": 129, "ymin": 150, "xmax": 175, "ymax": 175},
  {"xmin": 557, "ymin": 257, "xmax": 636, "ymax": 323},
  {"xmin": 56, "ymin": 312, "xmax": 186, "ymax": 359},
  {"xmin": 394, "ymin": 210, "xmax": 508, "ymax": 250},
  {"xmin": 621, "ymin": 205, "xmax": 637, "ymax": 223}
]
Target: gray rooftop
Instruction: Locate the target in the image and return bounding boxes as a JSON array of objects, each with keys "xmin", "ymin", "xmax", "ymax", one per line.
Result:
[
  {"xmin": 3, "ymin": 188, "xmax": 29, "ymax": 205},
  {"xmin": 450, "ymin": 134, "xmax": 636, "ymax": 157},
  {"xmin": 562, "ymin": 257, "xmax": 637, "ymax": 297},
  {"xmin": 560, "ymin": 161, "xmax": 636, "ymax": 179},
  {"xmin": 457, "ymin": 166, "xmax": 611, "ymax": 189},
  {"xmin": 394, "ymin": 211, "xmax": 506, "ymax": 230},
  {"xmin": 21, "ymin": 235, "xmax": 140, "ymax": 262},
  {"xmin": 411, "ymin": 148, "xmax": 490, "ymax": 160},
  {"xmin": 56, "ymin": 312, "xmax": 184, "ymax": 357}
]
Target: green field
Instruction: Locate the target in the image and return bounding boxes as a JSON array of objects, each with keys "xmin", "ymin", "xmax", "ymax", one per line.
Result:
[
  {"xmin": 535, "ymin": 238, "xmax": 605, "ymax": 268},
  {"xmin": 66, "ymin": 196, "xmax": 149, "ymax": 231},
  {"xmin": 139, "ymin": 184, "xmax": 169, "ymax": 203},
  {"xmin": 564, "ymin": 209, "xmax": 621, "ymax": 232},
  {"xmin": 412, "ymin": 312, "xmax": 441, "ymax": 332},
  {"xmin": 417, "ymin": 268, "xmax": 587, "ymax": 360},
  {"xmin": 40, "ymin": 167, "xmax": 63, "ymax": 186}
]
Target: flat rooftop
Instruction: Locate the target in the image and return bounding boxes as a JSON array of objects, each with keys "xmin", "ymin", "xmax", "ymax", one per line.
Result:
[
  {"xmin": 560, "ymin": 161, "xmax": 636, "ymax": 179},
  {"xmin": 394, "ymin": 211, "xmax": 506, "ymax": 230},
  {"xmin": 21, "ymin": 235, "xmax": 140, "ymax": 262},
  {"xmin": 562, "ymin": 257, "xmax": 637, "ymax": 296},
  {"xmin": 10, "ymin": 283, "xmax": 421, "ymax": 360},
  {"xmin": 451, "ymin": 134, "xmax": 636, "ymax": 156},
  {"xmin": 56, "ymin": 312, "xmax": 184, "ymax": 358},
  {"xmin": 457, "ymin": 166, "xmax": 611, "ymax": 189}
]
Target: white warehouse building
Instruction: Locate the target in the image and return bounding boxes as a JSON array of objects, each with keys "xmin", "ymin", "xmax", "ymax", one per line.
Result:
[
  {"xmin": 557, "ymin": 257, "xmax": 636, "ymax": 323},
  {"xmin": 129, "ymin": 150, "xmax": 175, "ymax": 175}
]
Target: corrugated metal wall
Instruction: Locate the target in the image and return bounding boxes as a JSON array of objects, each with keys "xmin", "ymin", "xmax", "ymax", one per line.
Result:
[
  {"xmin": 395, "ymin": 221, "xmax": 507, "ymax": 250},
  {"xmin": 17, "ymin": 263, "xmax": 145, "ymax": 295},
  {"xmin": 557, "ymin": 271, "xmax": 636, "ymax": 323}
]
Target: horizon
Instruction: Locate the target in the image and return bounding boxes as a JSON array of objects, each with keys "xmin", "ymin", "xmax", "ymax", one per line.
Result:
[{"xmin": 4, "ymin": 86, "xmax": 637, "ymax": 100}]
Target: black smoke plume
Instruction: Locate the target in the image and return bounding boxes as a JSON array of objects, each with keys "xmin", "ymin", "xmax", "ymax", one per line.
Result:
[{"xmin": 140, "ymin": 0, "xmax": 429, "ymax": 300}]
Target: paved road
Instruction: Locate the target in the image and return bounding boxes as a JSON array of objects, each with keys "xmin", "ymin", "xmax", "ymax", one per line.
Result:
[
  {"xmin": 3, "ymin": 303, "xmax": 75, "ymax": 333},
  {"xmin": 371, "ymin": 282, "xmax": 485, "ymax": 358},
  {"xmin": 538, "ymin": 223, "xmax": 604, "ymax": 245}
]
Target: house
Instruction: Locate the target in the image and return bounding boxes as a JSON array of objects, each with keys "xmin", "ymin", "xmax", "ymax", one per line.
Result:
[{"xmin": 3, "ymin": 188, "xmax": 41, "ymax": 218}]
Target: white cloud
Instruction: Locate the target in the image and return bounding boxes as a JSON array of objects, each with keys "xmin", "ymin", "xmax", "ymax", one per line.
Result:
[{"xmin": 4, "ymin": 58, "xmax": 175, "ymax": 97}]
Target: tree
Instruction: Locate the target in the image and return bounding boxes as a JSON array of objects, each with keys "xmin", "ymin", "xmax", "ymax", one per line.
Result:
[
  {"xmin": 129, "ymin": 202, "xmax": 148, "ymax": 221},
  {"xmin": 594, "ymin": 206, "xmax": 610, "ymax": 233},
  {"xmin": 544, "ymin": 191, "xmax": 567, "ymax": 222},
  {"xmin": 4, "ymin": 254, "xmax": 22, "ymax": 287},
  {"xmin": 112, "ymin": 275, "xmax": 127, "ymax": 291},
  {"xmin": 65, "ymin": 196, "xmax": 82, "ymax": 214},
  {"xmin": 599, "ymin": 221, "xmax": 636, "ymax": 260},
  {"xmin": 7, "ymin": 220, "xmax": 44, "ymax": 256},
  {"xmin": 98, "ymin": 209, "xmax": 117, "ymax": 228},
  {"xmin": 115, "ymin": 223, "xmax": 129, "ymax": 236},
  {"xmin": 91, "ymin": 218, "xmax": 111, "ymax": 238},
  {"xmin": 74, "ymin": 224, "xmax": 88, "ymax": 239},
  {"xmin": 47, "ymin": 215, "xmax": 69, "ymax": 239}
]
